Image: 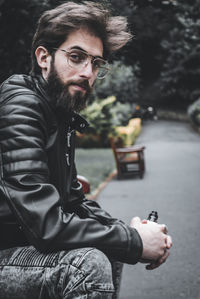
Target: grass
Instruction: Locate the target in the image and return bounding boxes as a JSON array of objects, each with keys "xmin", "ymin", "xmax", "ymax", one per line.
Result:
[{"xmin": 75, "ymin": 148, "xmax": 116, "ymax": 193}]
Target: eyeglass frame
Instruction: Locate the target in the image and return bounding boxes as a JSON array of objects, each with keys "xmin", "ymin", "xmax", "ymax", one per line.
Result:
[{"xmin": 52, "ymin": 47, "xmax": 110, "ymax": 79}]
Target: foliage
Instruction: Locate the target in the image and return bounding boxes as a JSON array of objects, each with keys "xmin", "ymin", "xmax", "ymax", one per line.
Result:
[
  {"xmin": 110, "ymin": 0, "xmax": 176, "ymax": 85},
  {"xmin": 109, "ymin": 0, "xmax": 200, "ymax": 109},
  {"xmin": 77, "ymin": 95, "xmax": 136, "ymax": 147},
  {"xmin": 108, "ymin": 101, "xmax": 136, "ymax": 127},
  {"xmin": 0, "ymin": 0, "xmax": 50, "ymax": 82},
  {"xmin": 1, "ymin": 0, "xmax": 200, "ymax": 112},
  {"xmin": 77, "ymin": 96, "xmax": 116, "ymax": 147},
  {"xmin": 91, "ymin": 61, "xmax": 140, "ymax": 104},
  {"xmin": 83, "ymin": 95, "xmax": 116, "ymax": 132},
  {"xmin": 156, "ymin": 0, "xmax": 200, "ymax": 108}
]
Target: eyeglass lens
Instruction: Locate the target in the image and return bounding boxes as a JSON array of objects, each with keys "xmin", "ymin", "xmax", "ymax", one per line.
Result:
[{"xmin": 67, "ymin": 50, "xmax": 109, "ymax": 79}]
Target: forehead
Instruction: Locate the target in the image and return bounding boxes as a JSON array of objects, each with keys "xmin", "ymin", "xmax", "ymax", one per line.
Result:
[{"xmin": 60, "ymin": 28, "xmax": 103, "ymax": 57}]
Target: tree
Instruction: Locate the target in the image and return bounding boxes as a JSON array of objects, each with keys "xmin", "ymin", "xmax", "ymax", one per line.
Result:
[
  {"xmin": 109, "ymin": 0, "xmax": 177, "ymax": 106},
  {"xmin": 1, "ymin": 0, "xmax": 199, "ymax": 111},
  {"xmin": 0, "ymin": 0, "xmax": 53, "ymax": 83},
  {"xmin": 156, "ymin": 0, "xmax": 200, "ymax": 108},
  {"xmin": 91, "ymin": 61, "xmax": 140, "ymax": 104}
]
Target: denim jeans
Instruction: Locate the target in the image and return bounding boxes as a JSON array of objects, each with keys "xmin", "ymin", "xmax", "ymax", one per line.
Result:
[{"xmin": 0, "ymin": 246, "xmax": 123, "ymax": 298}]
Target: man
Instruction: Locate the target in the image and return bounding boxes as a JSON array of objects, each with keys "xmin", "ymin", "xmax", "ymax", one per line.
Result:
[{"xmin": 0, "ymin": 1, "xmax": 172, "ymax": 298}]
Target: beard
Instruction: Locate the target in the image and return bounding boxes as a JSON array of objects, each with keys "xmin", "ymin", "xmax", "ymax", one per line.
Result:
[{"xmin": 46, "ymin": 61, "xmax": 92, "ymax": 114}]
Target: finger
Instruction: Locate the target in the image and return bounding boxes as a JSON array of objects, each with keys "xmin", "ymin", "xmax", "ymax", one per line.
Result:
[
  {"xmin": 158, "ymin": 248, "xmax": 170, "ymax": 264},
  {"xmin": 141, "ymin": 219, "xmax": 147, "ymax": 224},
  {"xmin": 161, "ymin": 224, "xmax": 168, "ymax": 234},
  {"xmin": 165, "ymin": 235, "xmax": 173, "ymax": 249},
  {"xmin": 130, "ymin": 216, "xmax": 141, "ymax": 227},
  {"xmin": 159, "ymin": 248, "xmax": 170, "ymax": 264},
  {"xmin": 146, "ymin": 262, "xmax": 159, "ymax": 270},
  {"xmin": 146, "ymin": 249, "xmax": 170, "ymax": 270}
]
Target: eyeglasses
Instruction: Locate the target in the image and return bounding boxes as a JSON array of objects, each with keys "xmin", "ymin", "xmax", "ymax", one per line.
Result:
[{"xmin": 53, "ymin": 48, "xmax": 110, "ymax": 79}]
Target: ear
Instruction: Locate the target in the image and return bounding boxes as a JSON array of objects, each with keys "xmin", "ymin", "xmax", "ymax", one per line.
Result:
[{"xmin": 35, "ymin": 46, "xmax": 52, "ymax": 79}]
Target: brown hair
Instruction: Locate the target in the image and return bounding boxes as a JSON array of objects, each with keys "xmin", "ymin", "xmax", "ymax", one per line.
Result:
[{"xmin": 31, "ymin": 1, "xmax": 132, "ymax": 75}]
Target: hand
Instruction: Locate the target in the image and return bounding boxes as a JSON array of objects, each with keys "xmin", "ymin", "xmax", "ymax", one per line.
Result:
[
  {"xmin": 130, "ymin": 217, "xmax": 172, "ymax": 270},
  {"xmin": 145, "ymin": 225, "xmax": 172, "ymax": 270}
]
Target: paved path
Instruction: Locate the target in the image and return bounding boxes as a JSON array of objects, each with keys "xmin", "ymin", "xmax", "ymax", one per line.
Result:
[{"xmin": 97, "ymin": 120, "xmax": 200, "ymax": 299}]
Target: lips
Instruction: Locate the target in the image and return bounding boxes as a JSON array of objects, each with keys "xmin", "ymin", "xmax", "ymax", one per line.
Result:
[
  {"xmin": 70, "ymin": 80, "xmax": 90, "ymax": 93},
  {"xmin": 72, "ymin": 84, "xmax": 86, "ymax": 92}
]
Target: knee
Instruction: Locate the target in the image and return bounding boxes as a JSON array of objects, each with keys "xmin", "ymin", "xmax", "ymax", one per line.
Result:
[
  {"xmin": 85, "ymin": 249, "xmax": 115, "ymax": 296},
  {"xmin": 82, "ymin": 248, "xmax": 113, "ymax": 281},
  {"xmin": 53, "ymin": 248, "xmax": 115, "ymax": 297}
]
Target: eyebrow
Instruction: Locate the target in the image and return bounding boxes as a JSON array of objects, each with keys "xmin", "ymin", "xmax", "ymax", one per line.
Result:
[{"xmin": 69, "ymin": 46, "xmax": 104, "ymax": 60}]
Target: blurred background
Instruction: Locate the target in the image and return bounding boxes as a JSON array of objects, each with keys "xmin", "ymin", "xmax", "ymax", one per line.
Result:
[{"xmin": 1, "ymin": 0, "xmax": 200, "ymax": 131}]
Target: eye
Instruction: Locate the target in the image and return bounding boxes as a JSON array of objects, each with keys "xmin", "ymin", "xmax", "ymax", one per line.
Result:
[
  {"xmin": 69, "ymin": 52, "xmax": 86, "ymax": 64},
  {"xmin": 93, "ymin": 59, "xmax": 105, "ymax": 69}
]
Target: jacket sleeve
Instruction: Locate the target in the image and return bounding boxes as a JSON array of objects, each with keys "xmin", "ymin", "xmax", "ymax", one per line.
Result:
[{"xmin": 0, "ymin": 93, "xmax": 143, "ymax": 264}]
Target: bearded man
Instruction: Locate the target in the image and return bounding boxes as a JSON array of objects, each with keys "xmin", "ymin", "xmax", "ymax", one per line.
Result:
[{"xmin": 0, "ymin": 2, "xmax": 172, "ymax": 298}]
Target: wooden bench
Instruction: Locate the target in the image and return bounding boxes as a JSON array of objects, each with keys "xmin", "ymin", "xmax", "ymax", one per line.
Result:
[{"xmin": 109, "ymin": 137, "xmax": 145, "ymax": 179}]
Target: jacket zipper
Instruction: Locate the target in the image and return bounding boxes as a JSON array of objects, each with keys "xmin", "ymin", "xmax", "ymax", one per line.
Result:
[
  {"xmin": 63, "ymin": 126, "xmax": 75, "ymax": 212},
  {"xmin": 65, "ymin": 126, "xmax": 74, "ymax": 166}
]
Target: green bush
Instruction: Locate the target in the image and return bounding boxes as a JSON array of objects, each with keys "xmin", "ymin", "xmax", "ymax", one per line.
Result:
[
  {"xmin": 0, "ymin": 0, "xmax": 50, "ymax": 83},
  {"xmin": 109, "ymin": 101, "xmax": 137, "ymax": 127},
  {"xmin": 77, "ymin": 96, "xmax": 116, "ymax": 148},
  {"xmin": 77, "ymin": 96, "xmax": 137, "ymax": 148},
  {"xmin": 91, "ymin": 61, "xmax": 140, "ymax": 105}
]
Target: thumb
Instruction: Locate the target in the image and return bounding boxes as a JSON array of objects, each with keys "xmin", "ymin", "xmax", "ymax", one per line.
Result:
[{"xmin": 130, "ymin": 216, "xmax": 141, "ymax": 228}]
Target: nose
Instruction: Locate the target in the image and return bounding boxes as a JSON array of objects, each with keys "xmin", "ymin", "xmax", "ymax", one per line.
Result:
[{"xmin": 80, "ymin": 60, "xmax": 94, "ymax": 79}]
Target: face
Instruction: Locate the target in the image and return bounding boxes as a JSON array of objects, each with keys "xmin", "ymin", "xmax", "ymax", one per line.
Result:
[{"xmin": 45, "ymin": 28, "xmax": 103, "ymax": 113}]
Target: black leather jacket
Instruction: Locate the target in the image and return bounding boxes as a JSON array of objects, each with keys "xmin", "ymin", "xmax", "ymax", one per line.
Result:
[{"xmin": 0, "ymin": 74, "xmax": 142, "ymax": 264}]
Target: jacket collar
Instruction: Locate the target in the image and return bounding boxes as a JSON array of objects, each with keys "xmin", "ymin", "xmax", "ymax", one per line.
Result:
[{"xmin": 68, "ymin": 112, "xmax": 89, "ymax": 133}]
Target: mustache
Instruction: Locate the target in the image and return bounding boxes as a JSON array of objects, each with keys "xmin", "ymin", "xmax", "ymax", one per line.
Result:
[{"xmin": 67, "ymin": 80, "xmax": 92, "ymax": 93}]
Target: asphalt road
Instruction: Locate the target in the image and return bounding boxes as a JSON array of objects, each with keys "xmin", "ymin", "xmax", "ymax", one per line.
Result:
[{"xmin": 97, "ymin": 120, "xmax": 200, "ymax": 299}]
